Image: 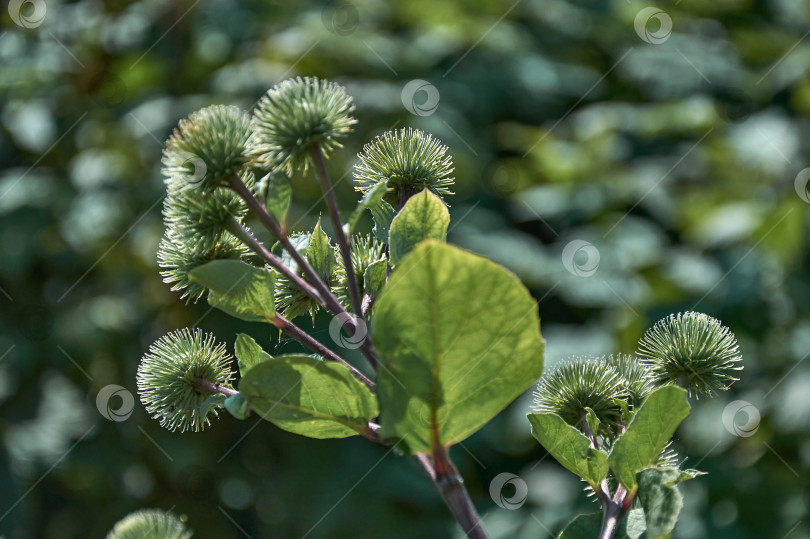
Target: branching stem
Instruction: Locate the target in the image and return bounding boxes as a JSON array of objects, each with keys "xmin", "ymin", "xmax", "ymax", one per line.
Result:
[{"xmin": 227, "ymin": 172, "xmax": 380, "ymax": 369}]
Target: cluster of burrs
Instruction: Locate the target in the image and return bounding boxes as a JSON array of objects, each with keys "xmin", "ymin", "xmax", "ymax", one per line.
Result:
[{"xmin": 138, "ymin": 77, "xmax": 456, "ymax": 433}]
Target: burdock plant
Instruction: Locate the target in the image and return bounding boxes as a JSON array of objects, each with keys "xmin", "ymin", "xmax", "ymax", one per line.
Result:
[
  {"xmin": 123, "ymin": 76, "xmax": 743, "ymax": 539},
  {"xmin": 529, "ymin": 312, "xmax": 743, "ymax": 538}
]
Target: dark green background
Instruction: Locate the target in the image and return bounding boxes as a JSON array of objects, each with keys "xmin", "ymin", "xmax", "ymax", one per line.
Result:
[{"xmin": 1, "ymin": 0, "xmax": 808, "ymax": 537}]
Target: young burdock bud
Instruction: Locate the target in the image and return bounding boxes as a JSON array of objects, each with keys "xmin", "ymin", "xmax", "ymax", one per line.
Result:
[
  {"xmin": 637, "ymin": 311, "xmax": 743, "ymax": 398},
  {"xmin": 106, "ymin": 509, "xmax": 192, "ymax": 539},
  {"xmin": 162, "ymin": 184, "xmax": 248, "ymax": 249},
  {"xmin": 605, "ymin": 353, "xmax": 654, "ymax": 408},
  {"xmin": 137, "ymin": 329, "xmax": 234, "ymax": 433},
  {"xmin": 334, "ymin": 234, "xmax": 386, "ymax": 309},
  {"xmin": 353, "ymin": 127, "xmax": 454, "ymax": 208},
  {"xmin": 250, "ymin": 76, "xmax": 356, "ymax": 174},
  {"xmin": 533, "ymin": 357, "xmax": 628, "ymax": 439},
  {"xmin": 162, "ymin": 105, "xmax": 253, "ymax": 193},
  {"xmin": 274, "ymin": 220, "xmax": 337, "ymax": 321}
]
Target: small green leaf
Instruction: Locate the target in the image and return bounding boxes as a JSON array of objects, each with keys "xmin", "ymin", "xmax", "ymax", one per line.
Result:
[
  {"xmin": 234, "ymin": 333, "xmax": 272, "ymax": 374},
  {"xmin": 374, "ymin": 241, "xmax": 545, "ymax": 454},
  {"xmin": 274, "ymin": 233, "xmax": 310, "ymax": 273},
  {"xmin": 556, "ymin": 512, "xmax": 602, "ymax": 539},
  {"xmin": 585, "ymin": 407, "xmax": 600, "ymax": 438},
  {"xmin": 388, "ymin": 189, "xmax": 450, "ymax": 265},
  {"xmin": 262, "ymin": 171, "xmax": 292, "ymax": 226},
  {"xmin": 307, "ymin": 217, "xmax": 335, "ymax": 280},
  {"xmin": 616, "ymin": 398, "xmax": 634, "ymax": 426},
  {"xmin": 637, "ymin": 467, "xmax": 684, "ymax": 538},
  {"xmin": 224, "ymin": 393, "xmax": 250, "ymax": 419},
  {"xmin": 347, "ymin": 181, "xmax": 390, "ymax": 235},
  {"xmin": 371, "ymin": 199, "xmax": 396, "ymax": 244},
  {"xmin": 199, "ymin": 393, "xmax": 226, "ymax": 416},
  {"xmin": 608, "ymin": 386, "xmax": 690, "ymax": 490},
  {"xmin": 239, "ymin": 354, "xmax": 378, "ymax": 439},
  {"xmin": 675, "ymin": 468, "xmax": 707, "ymax": 484},
  {"xmin": 363, "ymin": 259, "xmax": 388, "ymax": 298},
  {"xmin": 528, "ymin": 413, "xmax": 608, "ymax": 487},
  {"xmin": 189, "ymin": 260, "xmax": 276, "ymax": 323}
]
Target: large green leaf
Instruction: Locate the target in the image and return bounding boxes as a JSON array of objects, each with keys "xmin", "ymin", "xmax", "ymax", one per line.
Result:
[
  {"xmin": 636, "ymin": 467, "xmax": 684, "ymax": 538},
  {"xmin": 388, "ymin": 189, "xmax": 450, "ymax": 265},
  {"xmin": 608, "ymin": 386, "xmax": 690, "ymax": 490},
  {"xmin": 528, "ymin": 412, "xmax": 609, "ymax": 487},
  {"xmin": 234, "ymin": 333, "xmax": 272, "ymax": 375},
  {"xmin": 556, "ymin": 512, "xmax": 602, "ymax": 539},
  {"xmin": 238, "ymin": 354, "xmax": 378, "ymax": 439},
  {"xmin": 189, "ymin": 259, "xmax": 276, "ymax": 323},
  {"xmin": 373, "ymin": 240, "xmax": 545, "ymax": 454}
]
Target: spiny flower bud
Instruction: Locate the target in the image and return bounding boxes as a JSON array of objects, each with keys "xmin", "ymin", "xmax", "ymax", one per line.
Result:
[
  {"xmin": 250, "ymin": 77, "xmax": 356, "ymax": 174},
  {"xmin": 334, "ymin": 234, "xmax": 386, "ymax": 308},
  {"xmin": 162, "ymin": 185, "xmax": 247, "ymax": 249},
  {"xmin": 137, "ymin": 329, "xmax": 234, "ymax": 433},
  {"xmin": 605, "ymin": 353, "xmax": 654, "ymax": 408},
  {"xmin": 162, "ymin": 105, "xmax": 253, "ymax": 193},
  {"xmin": 637, "ymin": 311, "xmax": 743, "ymax": 398},
  {"xmin": 533, "ymin": 357, "xmax": 628, "ymax": 438},
  {"xmin": 354, "ymin": 128, "xmax": 454, "ymax": 207},
  {"xmin": 274, "ymin": 223, "xmax": 337, "ymax": 321},
  {"xmin": 106, "ymin": 509, "xmax": 192, "ymax": 539},
  {"xmin": 158, "ymin": 228, "xmax": 248, "ymax": 302}
]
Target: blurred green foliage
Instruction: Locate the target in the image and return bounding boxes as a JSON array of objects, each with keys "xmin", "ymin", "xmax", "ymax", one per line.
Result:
[{"xmin": 1, "ymin": 0, "xmax": 809, "ymax": 537}]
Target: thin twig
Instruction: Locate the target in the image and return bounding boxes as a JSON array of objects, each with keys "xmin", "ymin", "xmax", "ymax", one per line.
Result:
[
  {"xmin": 308, "ymin": 143, "xmax": 363, "ymax": 317},
  {"xmin": 226, "ymin": 217, "xmax": 323, "ymax": 303},
  {"xmin": 227, "ymin": 173, "xmax": 343, "ymax": 313},
  {"xmin": 272, "ymin": 312, "xmax": 375, "ymax": 390}
]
